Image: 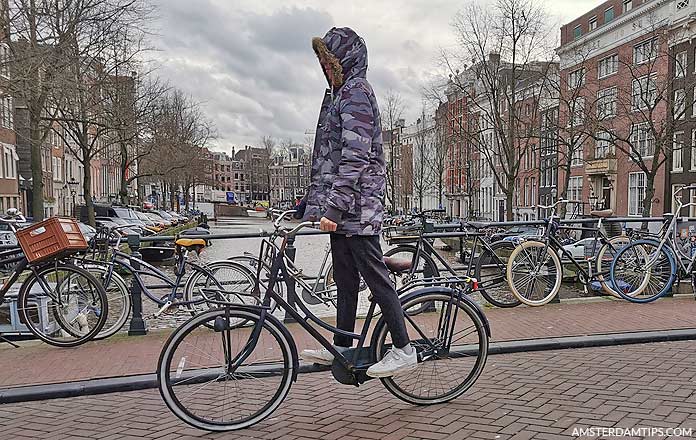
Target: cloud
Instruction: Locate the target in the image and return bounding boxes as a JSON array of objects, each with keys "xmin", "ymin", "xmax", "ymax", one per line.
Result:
[{"xmin": 150, "ymin": 0, "xmax": 600, "ymax": 151}]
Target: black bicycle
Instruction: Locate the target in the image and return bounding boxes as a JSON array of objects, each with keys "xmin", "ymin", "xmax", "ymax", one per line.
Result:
[
  {"xmin": 383, "ymin": 209, "xmax": 521, "ymax": 308},
  {"xmin": 0, "ymin": 211, "xmax": 108, "ymax": 347},
  {"xmin": 157, "ymin": 215, "xmax": 490, "ymax": 431}
]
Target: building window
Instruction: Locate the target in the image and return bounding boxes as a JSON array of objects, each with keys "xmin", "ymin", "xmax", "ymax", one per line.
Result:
[
  {"xmin": 571, "ymin": 137, "xmax": 583, "ymax": 166},
  {"xmin": 676, "ymin": 51, "xmax": 687, "ymax": 78},
  {"xmin": 589, "ymin": 16, "xmax": 597, "ymax": 31},
  {"xmin": 595, "ymin": 131, "xmax": 613, "ymax": 159},
  {"xmin": 631, "ymin": 75, "xmax": 657, "ymax": 111},
  {"xmin": 634, "ymin": 39, "xmax": 658, "ymax": 65},
  {"xmin": 604, "ymin": 7, "xmax": 615, "ymax": 23},
  {"xmin": 677, "ymin": 0, "xmax": 689, "ymax": 9},
  {"xmin": 630, "ymin": 123, "xmax": 655, "ymax": 157},
  {"xmin": 674, "ymin": 88, "xmax": 686, "ymax": 120},
  {"xmin": 628, "ymin": 172, "xmax": 646, "ymax": 216},
  {"xmin": 597, "ymin": 87, "xmax": 618, "ymax": 119},
  {"xmin": 568, "ymin": 67, "xmax": 586, "ymax": 89},
  {"xmin": 673, "ymin": 131, "xmax": 684, "ymax": 172},
  {"xmin": 568, "ymin": 177, "xmax": 583, "ymax": 210},
  {"xmin": 573, "ymin": 25, "xmax": 582, "ymax": 39},
  {"xmin": 598, "ymin": 54, "xmax": 619, "ymax": 78},
  {"xmin": 623, "ymin": 0, "xmax": 632, "ymax": 12},
  {"xmin": 571, "ymin": 97, "xmax": 585, "ymax": 127},
  {"xmin": 692, "ymin": 129, "xmax": 696, "ymax": 171},
  {"xmin": 692, "ymin": 85, "xmax": 696, "ymax": 117}
]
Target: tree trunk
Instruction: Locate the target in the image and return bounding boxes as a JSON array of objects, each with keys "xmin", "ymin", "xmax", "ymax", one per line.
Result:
[
  {"xmin": 506, "ymin": 179, "xmax": 514, "ymax": 221},
  {"xmin": 30, "ymin": 120, "xmax": 44, "ymax": 220},
  {"xmin": 558, "ymin": 162, "xmax": 573, "ymax": 218},
  {"xmin": 642, "ymin": 174, "xmax": 655, "ymax": 218},
  {"xmin": 83, "ymin": 160, "xmax": 95, "ymax": 226},
  {"xmin": 119, "ymin": 142, "xmax": 129, "ymax": 205}
]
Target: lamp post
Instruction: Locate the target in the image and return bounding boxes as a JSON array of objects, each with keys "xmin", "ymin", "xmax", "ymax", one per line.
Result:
[{"xmin": 67, "ymin": 177, "xmax": 79, "ymax": 218}]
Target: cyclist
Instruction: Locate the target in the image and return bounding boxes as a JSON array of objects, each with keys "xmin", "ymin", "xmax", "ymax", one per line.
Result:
[{"xmin": 297, "ymin": 27, "xmax": 416, "ymax": 377}]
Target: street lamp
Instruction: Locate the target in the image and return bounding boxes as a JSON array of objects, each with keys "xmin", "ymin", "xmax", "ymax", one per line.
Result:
[{"xmin": 67, "ymin": 177, "xmax": 79, "ymax": 218}]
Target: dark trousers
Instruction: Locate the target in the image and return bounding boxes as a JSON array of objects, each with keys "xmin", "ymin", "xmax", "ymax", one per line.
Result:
[{"xmin": 330, "ymin": 233, "xmax": 409, "ymax": 348}]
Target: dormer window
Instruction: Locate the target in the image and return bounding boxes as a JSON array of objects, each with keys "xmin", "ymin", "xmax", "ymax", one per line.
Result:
[{"xmin": 589, "ymin": 16, "xmax": 597, "ymax": 30}]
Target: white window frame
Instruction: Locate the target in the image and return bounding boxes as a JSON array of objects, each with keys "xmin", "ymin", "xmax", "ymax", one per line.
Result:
[
  {"xmin": 571, "ymin": 97, "xmax": 585, "ymax": 127},
  {"xmin": 634, "ymin": 39, "xmax": 658, "ymax": 65},
  {"xmin": 674, "ymin": 88, "xmax": 686, "ymax": 120},
  {"xmin": 589, "ymin": 16, "xmax": 597, "ymax": 31},
  {"xmin": 571, "ymin": 137, "xmax": 584, "ymax": 166},
  {"xmin": 623, "ymin": 0, "xmax": 632, "ymax": 12},
  {"xmin": 628, "ymin": 172, "xmax": 647, "ymax": 216},
  {"xmin": 632, "ymin": 74, "xmax": 657, "ymax": 111},
  {"xmin": 568, "ymin": 176, "xmax": 583, "ymax": 210},
  {"xmin": 568, "ymin": 68, "xmax": 586, "ymax": 90},
  {"xmin": 677, "ymin": 0, "xmax": 689, "ymax": 10},
  {"xmin": 597, "ymin": 87, "xmax": 618, "ymax": 119},
  {"xmin": 672, "ymin": 131, "xmax": 684, "ymax": 172},
  {"xmin": 630, "ymin": 122, "xmax": 655, "ymax": 158},
  {"xmin": 676, "ymin": 51, "xmax": 687, "ymax": 78},
  {"xmin": 595, "ymin": 131, "xmax": 614, "ymax": 159},
  {"xmin": 691, "ymin": 129, "xmax": 696, "ymax": 171},
  {"xmin": 598, "ymin": 54, "xmax": 619, "ymax": 79}
]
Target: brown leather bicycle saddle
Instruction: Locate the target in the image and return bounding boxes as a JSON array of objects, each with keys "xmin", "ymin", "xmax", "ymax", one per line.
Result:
[{"xmin": 383, "ymin": 256, "xmax": 412, "ymax": 273}]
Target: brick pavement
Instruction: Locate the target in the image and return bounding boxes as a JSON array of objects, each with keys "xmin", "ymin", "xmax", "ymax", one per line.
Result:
[
  {"xmin": 1, "ymin": 296, "xmax": 695, "ymax": 389},
  {"xmin": 1, "ymin": 340, "xmax": 695, "ymax": 439}
]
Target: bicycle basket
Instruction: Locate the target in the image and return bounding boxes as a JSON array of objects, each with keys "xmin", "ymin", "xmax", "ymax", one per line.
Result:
[{"xmin": 16, "ymin": 217, "xmax": 88, "ymax": 263}]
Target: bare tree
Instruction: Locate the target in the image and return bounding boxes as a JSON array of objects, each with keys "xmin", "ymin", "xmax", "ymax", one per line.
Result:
[
  {"xmin": 381, "ymin": 89, "xmax": 404, "ymax": 212},
  {"xmin": 444, "ymin": 0, "xmax": 554, "ymax": 220}
]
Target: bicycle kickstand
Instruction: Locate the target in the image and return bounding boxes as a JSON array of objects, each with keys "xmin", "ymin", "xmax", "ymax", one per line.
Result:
[{"xmin": 0, "ymin": 333, "xmax": 20, "ymax": 348}]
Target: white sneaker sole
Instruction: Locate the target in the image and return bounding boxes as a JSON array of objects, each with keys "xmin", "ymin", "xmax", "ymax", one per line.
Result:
[{"xmin": 366, "ymin": 362, "xmax": 418, "ymax": 378}]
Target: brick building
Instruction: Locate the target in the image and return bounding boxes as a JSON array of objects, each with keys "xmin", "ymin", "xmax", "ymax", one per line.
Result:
[{"xmin": 234, "ymin": 145, "xmax": 271, "ymax": 203}]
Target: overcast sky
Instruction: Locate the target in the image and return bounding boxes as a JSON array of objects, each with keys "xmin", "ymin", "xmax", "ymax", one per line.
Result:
[{"xmin": 151, "ymin": 0, "xmax": 600, "ymax": 153}]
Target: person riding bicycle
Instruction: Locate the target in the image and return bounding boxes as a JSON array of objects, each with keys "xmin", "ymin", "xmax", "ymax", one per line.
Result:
[{"xmin": 296, "ymin": 26, "xmax": 416, "ymax": 377}]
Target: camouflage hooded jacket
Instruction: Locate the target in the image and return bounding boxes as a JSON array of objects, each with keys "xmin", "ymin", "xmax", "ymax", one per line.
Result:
[{"xmin": 302, "ymin": 27, "xmax": 386, "ymax": 236}]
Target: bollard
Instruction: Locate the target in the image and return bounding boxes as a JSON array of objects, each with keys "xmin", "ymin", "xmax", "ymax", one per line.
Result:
[
  {"xmin": 283, "ymin": 234, "xmax": 298, "ymax": 324},
  {"xmin": 127, "ymin": 234, "xmax": 148, "ymax": 336}
]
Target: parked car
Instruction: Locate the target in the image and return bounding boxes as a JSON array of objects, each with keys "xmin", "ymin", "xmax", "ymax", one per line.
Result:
[
  {"xmin": 491, "ymin": 225, "xmax": 542, "ymax": 242},
  {"xmin": 156, "ymin": 210, "xmax": 177, "ymax": 225},
  {"xmin": 96, "ymin": 217, "xmax": 143, "ymax": 236},
  {"xmin": 77, "ymin": 222, "xmax": 97, "ymax": 242},
  {"xmin": 145, "ymin": 212, "xmax": 171, "ymax": 227},
  {"xmin": 78, "ymin": 204, "xmax": 136, "ymax": 223}
]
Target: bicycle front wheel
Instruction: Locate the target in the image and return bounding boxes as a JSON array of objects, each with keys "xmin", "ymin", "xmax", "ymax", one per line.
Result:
[
  {"xmin": 475, "ymin": 241, "xmax": 521, "ymax": 308},
  {"xmin": 596, "ymin": 235, "xmax": 631, "ymax": 298},
  {"xmin": 372, "ymin": 289, "xmax": 489, "ymax": 404},
  {"xmin": 158, "ymin": 308, "xmax": 294, "ymax": 432},
  {"xmin": 610, "ymin": 240, "xmax": 674, "ymax": 303},
  {"xmin": 18, "ymin": 262, "xmax": 108, "ymax": 347},
  {"xmin": 506, "ymin": 240, "xmax": 562, "ymax": 306}
]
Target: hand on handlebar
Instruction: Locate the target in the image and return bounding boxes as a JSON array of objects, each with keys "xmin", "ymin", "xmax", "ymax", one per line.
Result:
[{"xmin": 319, "ymin": 216, "xmax": 337, "ymax": 232}]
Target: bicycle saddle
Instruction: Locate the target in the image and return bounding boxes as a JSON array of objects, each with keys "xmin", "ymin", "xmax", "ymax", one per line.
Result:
[
  {"xmin": 175, "ymin": 238, "xmax": 207, "ymax": 249},
  {"xmin": 589, "ymin": 209, "xmax": 613, "ymax": 218},
  {"xmin": 383, "ymin": 256, "xmax": 412, "ymax": 273}
]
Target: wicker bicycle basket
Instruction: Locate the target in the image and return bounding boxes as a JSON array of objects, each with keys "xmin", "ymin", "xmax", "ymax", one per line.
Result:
[{"xmin": 16, "ymin": 217, "xmax": 88, "ymax": 263}]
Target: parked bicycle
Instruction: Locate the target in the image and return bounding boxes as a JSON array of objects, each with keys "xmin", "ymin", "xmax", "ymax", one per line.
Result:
[
  {"xmin": 77, "ymin": 225, "xmax": 252, "ymax": 339},
  {"xmin": 383, "ymin": 209, "xmax": 521, "ymax": 308},
  {"xmin": 506, "ymin": 199, "xmax": 633, "ymax": 306},
  {"xmin": 0, "ymin": 210, "xmax": 108, "ymax": 347},
  {"xmin": 609, "ymin": 185, "xmax": 696, "ymax": 303},
  {"xmin": 156, "ymin": 214, "xmax": 489, "ymax": 431}
]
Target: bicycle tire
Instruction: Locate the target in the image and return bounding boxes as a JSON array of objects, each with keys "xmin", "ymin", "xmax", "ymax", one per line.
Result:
[
  {"xmin": 610, "ymin": 240, "xmax": 674, "ymax": 303},
  {"xmin": 84, "ymin": 264, "xmax": 131, "ymax": 340},
  {"xmin": 475, "ymin": 241, "xmax": 521, "ymax": 308},
  {"xmin": 372, "ymin": 289, "xmax": 488, "ymax": 404},
  {"xmin": 183, "ymin": 260, "xmax": 259, "ymax": 316},
  {"xmin": 506, "ymin": 240, "xmax": 562, "ymax": 306},
  {"xmin": 18, "ymin": 262, "xmax": 108, "ymax": 347},
  {"xmin": 596, "ymin": 235, "xmax": 632, "ymax": 298},
  {"xmin": 157, "ymin": 307, "xmax": 294, "ymax": 431}
]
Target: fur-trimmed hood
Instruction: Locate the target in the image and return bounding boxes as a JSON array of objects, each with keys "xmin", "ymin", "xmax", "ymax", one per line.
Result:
[{"xmin": 312, "ymin": 27, "xmax": 367, "ymax": 90}]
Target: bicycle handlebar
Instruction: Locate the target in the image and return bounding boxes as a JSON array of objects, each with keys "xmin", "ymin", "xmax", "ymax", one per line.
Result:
[
  {"xmin": 273, "ymin": 210, "xmax": 297, "ymax": 228},
  {"xmin": 535, "ymin": 199, "xmax": 571, "ymax": 210},
  {"xmin": 281, "ymin": 221, "xmax": 318, "ymax": 237}
]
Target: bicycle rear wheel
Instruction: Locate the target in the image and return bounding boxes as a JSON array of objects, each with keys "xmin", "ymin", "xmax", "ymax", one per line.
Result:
[
  {"xmin": 18, "ymin": 262, "xmax": 108, "ymax": 347},
  {"xmin": 184, "ymin": 261, "xmax": 258, "ymax": 315},
  {"xmin": 383, "ymin": 245, "xmax": 440, "ymax": 291},
  {"xmin": 157, "ymin": 308, "xmax": 294, "ymax": 431},
  {"xmin": 85, "ymin": 265, "xmax": 130, "ymax": 339},
  {"xmin": 506, "ymin": 240, "xmax": 562, "ymax": 306},
  {"xmin": 372, "ymin": 289, "xmax": 488, "ymax": 404},
  {"xmin": 475, "ymin": 241, "xmax": 521, "ymax": 308},
  {"xmin": 610, "ymin": 240, "xmax": 673, "ymax": 303}
]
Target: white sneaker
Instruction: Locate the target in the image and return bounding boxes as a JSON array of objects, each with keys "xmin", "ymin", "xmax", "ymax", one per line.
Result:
[
  {"xmin": 367, "ymin": 345, "xmax": 418, "ymax": 378},
  {"xmin": 301, "ymin": 346, "xmax": 349, "ymax": 366}
]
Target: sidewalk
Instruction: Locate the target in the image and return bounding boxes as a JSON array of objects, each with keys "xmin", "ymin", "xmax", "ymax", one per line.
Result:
[
  {"xmin": 1, "ymin": 296, "xmax": 695, "ymax": 389},
  {"xmin": 2, "ymin": 340, "xmax": 695, "ymax": 440}
]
